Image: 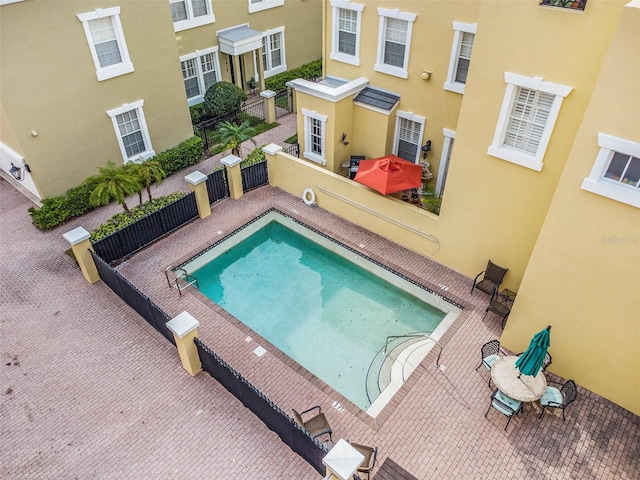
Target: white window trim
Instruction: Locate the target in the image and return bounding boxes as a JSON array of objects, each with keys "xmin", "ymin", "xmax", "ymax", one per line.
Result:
[
  {"xmin": 248, "ymin": 0, "xmax": 284, "ymax": 14},
  {"xmin": 301, "ymin": 108, "xmax": 327, "ymax": 166},
  {"xmin": 374, "ymin": 7, "xmax": 417, "ymax": 79},
  {"xmin": 262, "ymin": 27, "xmax": 287, "ymax": 78},
  {"xmin": 393, "ymin": 110, "xmax": 426, "ymax": 164},
  {"xmin": 106, "ymin": 100, "xmax": 155, "ymax": 163},
  {"xmin": 487, "ymin": 72, "xmax": 572, "ymax": 171},
  {"xmin": 444, "ymin": 22, "xmax": 476, "ymax": 95},
  {"xmin": 171, "ymin": 0, "xmax": 215, "ymax": 33},
  {"xmin": 581, "ymin": 133, "xmax": 640, "ymax": 208},
  {"xmin": 436, "ymin": 128, "xmax": 456, "ymax": 195},
  {"xmin": 329, "ymin": 0, "xmax": 365, "ymax": 67},
  {"xmin": 180, "ymin": 47, "xmax": 221, "ymax": 106},
  {"xmin": 77, "ymin": 7, "xmax": 134, "ymax": 82}
]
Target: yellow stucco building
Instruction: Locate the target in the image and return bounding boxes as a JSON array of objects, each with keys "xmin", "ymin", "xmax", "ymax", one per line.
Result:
[
  {"xmin": 275, "ymin": 0, "xmax": 639, "ymax": 415},
  {"xmin": 0, "ymin": 0, "xmax": 321, "ymax": 200}
]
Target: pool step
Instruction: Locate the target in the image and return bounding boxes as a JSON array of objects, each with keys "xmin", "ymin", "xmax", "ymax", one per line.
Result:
[{"xmin": 378, "ymin": 337, "xmax": 433, "ymax": 392}]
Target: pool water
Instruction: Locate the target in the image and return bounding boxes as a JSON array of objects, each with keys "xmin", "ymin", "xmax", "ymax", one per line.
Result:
[{"xmin": 187, "ymin": 212, "xmax": 453, "ymax": 411}]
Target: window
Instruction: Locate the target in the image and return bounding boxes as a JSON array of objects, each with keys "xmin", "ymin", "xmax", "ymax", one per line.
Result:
[
  {"xmin": 262, "ymin": 28, "xmax": 286, "ymax": 78},
  {"xmin": 170, "ymin": 0, "xmax": 215, "ymax": 32},
  {"xmin": 374, "ymin": 8, "xmax": 416, "ymax": 79},
  {"xmin": 488, "ymin": 73, "xmax": 572, "ymax": 171},
  {"xmin": 180, "ymin": 47, "xmax": 220, "ymax": 105},
  {"xmin": 106, "ymin": 100, "xmax": 154, "ymax": 163},
  {"xmin": 581, "ymin": 134, "xmax": 640, "ymax": 208},
  {"xmin": 248, "ymin": 0, "xmax": 284, "ymax": 14},
  {"xmin": 77, "ymin": 7, "xmax": 133, "ymax": 81},
  {"xmin": 444, "ymin": 22, "xmax": 476, "ymax": 94},
  {"xmin": 394, "ymin": 111, "xmax": 426, "ymax": 163},
  {"xmin": 540, "ymin": 0, "xmax": 587, "ymax": 12},
  {"xmin": 302, "ymin": 108, "xmax": 327, "ymax": 165},
  {"xmin": 330, "ymin": 1, "xmax": 365, "ymax": 66}
]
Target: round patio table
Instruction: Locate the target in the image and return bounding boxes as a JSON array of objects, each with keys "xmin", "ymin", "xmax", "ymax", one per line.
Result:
[{"xmin": 491, "ymin": 356, "xmax": 547, "ymax": 402}]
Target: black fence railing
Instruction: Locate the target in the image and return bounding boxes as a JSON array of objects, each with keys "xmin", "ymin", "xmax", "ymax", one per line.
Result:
[
  {"xmin": 91, "ymin": 251, "xmax": 175, "ymax": 345},
  {"xmin": 283, "ymin": 144, "xmax": 300, "ymax": 158},
  {"xmin": 92, "ymin": 193, "xmax": 198, "ymax": 264},
  {"xmin": 275, "ymin": 89, "xmax": 292, "ymax": 118},
  {"xmin": 206, "ymin": 168, "xmax": 230, "ymax": 205},
  {"xmin": 241, "ymin": 160, "xmax": 268, "ymax": 191},
  {"xmin": 193, "ymin": 99, "xmax": 266, "ymax": 150},
  {"xmin": 195, "ymin": 338, "xmax": 328, "ymax": 475}
]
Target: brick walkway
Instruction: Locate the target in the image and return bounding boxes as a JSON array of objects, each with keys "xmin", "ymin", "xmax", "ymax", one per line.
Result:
[{"xmin": 2, "ymin": 114, "xmax": 639, "ymax": 479}]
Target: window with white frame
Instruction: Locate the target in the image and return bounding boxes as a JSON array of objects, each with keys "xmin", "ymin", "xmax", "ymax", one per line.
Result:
[
  {"xmin": 302, "ymin": 108, "xmax": 327, "ymax": 165},
  {"xmin": 262, "ymin": 28, "xmax": 286, "ymax": 78},
  {"xmin": 581, "ymin": 133, "xmax": 640, "ymax": 208},
  {"xmin": 248, "ymin": 0, "xmax": 284, "ymax": 14},
  {"xmin": 330, "ymin": 1, "xmax": 365, "ymax": 66},
  {"xmin": 374, "ymin": 8, "xmax": 416, "ymax": 79},
  {"xmin": 77, "ymin": 7, "xmax": 133, "ymax": 82},
  {"xmin": 488, "ymin": 73, "xmax": 572, "ymax": 171},
  {"xmin": 180, "ymin": 47, "xmax": 220, "ymax": 105},
  {"xmin": 170, "ymin": 0, "xmax": 215, "ymax": 32},
  {"xmin": 444, "ymin": 22, "xmax": 476, "ymax": 94},
  {"xmin": 106, "ymin": 101, "xmax": 154, "ymax": 163},
  {"xmin": 394, "ymin": 111, "xmax": 425, "ymax": 163}
]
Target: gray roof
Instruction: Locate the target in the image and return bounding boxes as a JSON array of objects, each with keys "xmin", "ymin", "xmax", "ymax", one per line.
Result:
[
  {"xmin": 218, "ymin": 25, "xmax": 262, "ymax": 42},
  {"xmin": 354, "ymin": 87, "xmax": 400, "ymax": 111}
]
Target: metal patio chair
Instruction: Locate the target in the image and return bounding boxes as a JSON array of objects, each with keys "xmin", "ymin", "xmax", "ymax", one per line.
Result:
[
  {"xmin": 475, "ymin": 339, "xmax": 504, "ymax": 386},
  {"xmin": 471, "ymin": 260, "xmax": 508, "ymax": 299},
  {"xmin": 485, "ymin": 388, "xmax": 523, "ymax": 430},
  {"xmin": 539, "ymin": 379, "xmax": 578, "ymax": 421},
  {"xmin": 292, "ymin": 405, "xmax": 333, "ymax": 442},
  {"xmin": 349, "ymin": 442, "xmax": 378, "ymax": 480}
]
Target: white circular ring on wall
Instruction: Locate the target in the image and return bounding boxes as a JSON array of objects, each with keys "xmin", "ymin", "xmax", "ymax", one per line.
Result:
[{"xmin": 302, "ymin": 188, "xmax": 316, "ymax": 206}]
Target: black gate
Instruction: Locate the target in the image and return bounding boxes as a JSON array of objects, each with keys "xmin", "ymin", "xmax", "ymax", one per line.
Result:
[
  {"xmin": 92, "ymin": 193, "xmax": 198, "ymax": 264},
  {"xmin": 241, "ymin": 160, "xmax": 268, "ymax": 191},
  {"xmin": 275, "ymin": 89, "xmax": 292, "ymax": 118},
  {"xmin": 195, "ymin": 338, "xmax": 327, "ymax": 475},
  {"xmin": 206, "ymin": 168, "xmax": 230, "ymax": 205},
  {"xmin": 91, "ymin": 251, "xmax": 175, "ymax": 345}
]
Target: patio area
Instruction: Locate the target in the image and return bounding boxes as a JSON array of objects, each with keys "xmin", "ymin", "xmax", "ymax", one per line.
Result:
[{"xmin": 2, "ymin": 112, "xmax": 639, "ymax": 478}]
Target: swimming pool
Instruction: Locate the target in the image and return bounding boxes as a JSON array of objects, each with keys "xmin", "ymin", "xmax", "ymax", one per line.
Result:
[{"xmin": 182, "ymin": 210, "xmax": 460, "ymax": 415}]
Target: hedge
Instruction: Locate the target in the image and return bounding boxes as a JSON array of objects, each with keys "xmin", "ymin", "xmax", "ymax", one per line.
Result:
[
  {"xmin": 265, "ymin": 59, "xmax": 322, "ymax": 93},
  {"xmin": 29, "ymin": 136, "xmax": 204, "ymax": 230}
]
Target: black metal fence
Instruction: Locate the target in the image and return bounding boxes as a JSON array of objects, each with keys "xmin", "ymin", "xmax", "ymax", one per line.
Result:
[
  {"xmin": 241, "ymin": 160, "xmax": 268, "ymax": 191},
  {"xmin": 91, "ymin": 251, "xmax": 175, "ymax": 345},
  {"xmin": 195, "ymin": 338, "xmax": 327, "ymax": 475},
  {"xmin": 206, "ymin": 168, "xmax": 230, "ymax": 205},
  {"xmin": 275, "ymin": 89, "xmax": 292, "ymax": 118},
  {"xmin": 92, "ymin": 193, "xmax": 199, "ymax": 264},
  {"xmin": 193, "ymin": 99, "xmax": 266, "ymax": 151},
  {"xmin": 283, "ymin": 143, "xmax": 300, "ymax": 158}
]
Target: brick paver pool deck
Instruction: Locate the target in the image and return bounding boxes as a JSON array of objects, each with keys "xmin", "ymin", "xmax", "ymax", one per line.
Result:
[{"xmin": 2, "ymin": 114, "xmax": 639, "ymax": 479}]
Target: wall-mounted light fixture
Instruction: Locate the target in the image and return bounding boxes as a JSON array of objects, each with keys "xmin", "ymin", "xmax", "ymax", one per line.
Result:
[
  {"xmin": 340, "ymin": 132, "xmax": 350, "ymax": 146},
  {"xmin": 420, "ymin": 70, "xmax": 432, "ymax": 81},
  {"xmin": 421, "ymin": 140, "xmax": 432, "ymax": 159},
  {"xmin": 9, "ymin": 162, "xmax": 30, "ymax": 181}
]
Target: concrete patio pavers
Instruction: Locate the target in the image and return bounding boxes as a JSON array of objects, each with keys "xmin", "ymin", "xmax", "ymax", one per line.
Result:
[{"xmin": 2, "ymin": 111, "xmax": 639, "ymax": 479}]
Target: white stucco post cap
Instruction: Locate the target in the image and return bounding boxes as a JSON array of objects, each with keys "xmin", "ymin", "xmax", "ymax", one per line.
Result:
[
  {"xmin": 260, "ymin": 89, "xmax": 276, "ymax": 98},
  {"xmin": 184, "ymin": 170, "xmax": 208, "ymax": 185},
  {"xmin": 63, "ymin": 226, "xmax": 91, "ymax": 246},
  {"xmin": 166, "ymin": 311, "xmax": 200, "ymax": 338},
  {"xmin": 322, "ymin": 439, "xmax": 365, "ymax": 480},
  {"xmin": 220, "ymin": 154, "xmax": 242, "ymax": 167},
  {"xmin": 262, "ymin": 143, "xmax": 283, "ymax": 155}
]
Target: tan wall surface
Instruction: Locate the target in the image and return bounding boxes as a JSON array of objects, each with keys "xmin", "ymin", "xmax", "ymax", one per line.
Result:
[
  {"xmin": 501, "ymin": 2, "xmax": 640, "ymax": 415},
  {"xmin": 1, "ymin": 0, "xmax": 193, "ymax": 198},
  {"xmin": 433, "ymin": 0, "xmax": 625, "ymax": 290}
]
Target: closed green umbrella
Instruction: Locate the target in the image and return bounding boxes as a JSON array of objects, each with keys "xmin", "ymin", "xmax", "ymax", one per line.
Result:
[{"xmin": 515, "ymin": 326, "xmax": 551, "ymax": 377}]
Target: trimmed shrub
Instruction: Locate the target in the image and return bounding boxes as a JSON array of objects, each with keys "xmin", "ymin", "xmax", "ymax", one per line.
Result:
[
  {"xmin": 189, "ymin": 104, "xmax": 206, "ymax": 124},
  {"xmin": 241, "ymin": 145, "xmax": 267, "ymax": 167},
  {"xmin": 203, "ymin": 81, "xmax": 247, "ymax": 118},
  {"xmin": 154, "ymin": 136, "xmax": 204, "ymax": 176},
  {"xmin": 265, "ymin": 59, "xmax": 322, "ymax": 93}
]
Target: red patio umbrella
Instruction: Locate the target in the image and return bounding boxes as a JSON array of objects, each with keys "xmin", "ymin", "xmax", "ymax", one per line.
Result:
[{"xmin": 354, "ymin": 154, "xmax": 423, "ymax": 195}]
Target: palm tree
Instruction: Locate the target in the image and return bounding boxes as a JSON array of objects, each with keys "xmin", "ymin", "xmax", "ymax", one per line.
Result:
[
  {"xmin": 89, "ymin": 161, "xmax": 142, "ymax": 213},
  {"xmin": 125, "ymin": 160, "xmax": 166, "ymax": 205},
  {"xmin": 213, "ymin": 120, "xmax": 257, "ymax": 158}
]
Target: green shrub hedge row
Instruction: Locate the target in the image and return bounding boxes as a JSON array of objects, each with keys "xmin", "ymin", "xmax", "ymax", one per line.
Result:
[
  {"xmin": 29, "ymin": 136, "xmax": 204, "ymax": 230},
  {"xmin": 265, "ymin": 58, "xmax": 322, "ymax": 93},
  {"xmin": 90, "ymin": 192, "xmax": 186, "ymax": 243}
]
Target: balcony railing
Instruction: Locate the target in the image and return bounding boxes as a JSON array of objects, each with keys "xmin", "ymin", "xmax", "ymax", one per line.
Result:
[{"xmin": 540, "ymin": 0, "xmax": 587, "ymax": 11}]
